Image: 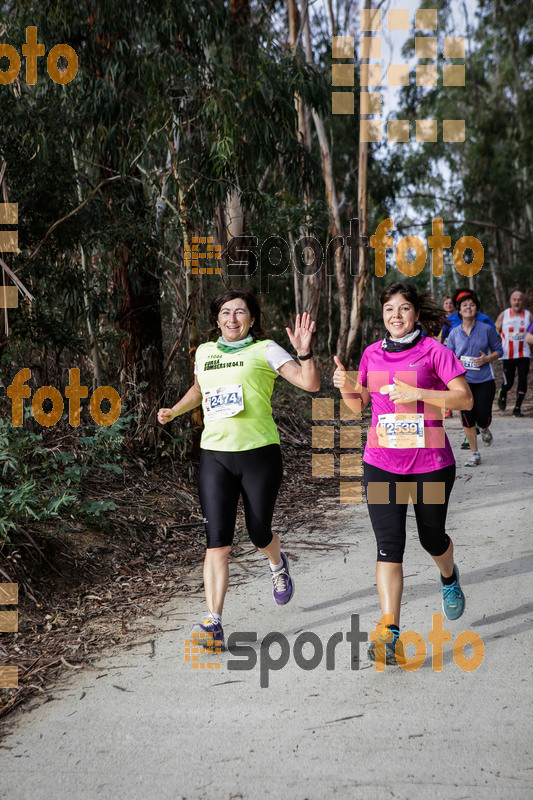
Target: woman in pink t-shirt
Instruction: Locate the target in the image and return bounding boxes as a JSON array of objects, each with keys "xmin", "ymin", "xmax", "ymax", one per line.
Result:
[{"xmin": 333, "ymin": 282, "xmax": 473, "ymax": 666}]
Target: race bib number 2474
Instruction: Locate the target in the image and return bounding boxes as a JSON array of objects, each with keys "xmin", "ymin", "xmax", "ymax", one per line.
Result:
[{"xmin": 203, "ymin": 384, "xmax": 244, "ymax": 420}]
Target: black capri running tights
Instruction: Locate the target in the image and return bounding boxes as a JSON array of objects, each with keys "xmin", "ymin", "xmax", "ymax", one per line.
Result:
[
  {"xmin": 502, "ymin": 358, "xmax": 530, "ymax": 396},
  {"xmin": 363, "ymin": 462, "xmax": 456, "ymax": 563},
  {"xmin": 198, "ymin": 444, "xmax": 283, "ymax": 549},
  {"xmin": 460, "ymin": 379, "xmax": 495, "ymax": 429}
]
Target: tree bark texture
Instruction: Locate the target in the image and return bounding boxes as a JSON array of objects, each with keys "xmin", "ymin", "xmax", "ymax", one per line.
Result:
[
  {"xmin": 112, "ymin": 241, "xmax": 164, "ymax": 438},
  {"xmin": 301, "ymin": 1, "xmax": 349, "ymax": 360},
  {"xmin": 345, "ymin": 0, "xmax": 372, "ymax": 362}
]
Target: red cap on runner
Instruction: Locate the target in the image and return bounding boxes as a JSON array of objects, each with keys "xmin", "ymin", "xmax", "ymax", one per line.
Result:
[{"xmin": 455, "ymin": 291, "xmax": 473, "ymax": 303}]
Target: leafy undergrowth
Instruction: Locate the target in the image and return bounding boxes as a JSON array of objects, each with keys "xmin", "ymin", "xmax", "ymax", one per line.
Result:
[{"xmin": 0, "ymin": 365, "xmax": 350, "ymax": 721}]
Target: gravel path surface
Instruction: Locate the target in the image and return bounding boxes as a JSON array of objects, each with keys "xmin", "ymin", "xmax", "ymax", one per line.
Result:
[{"xmin": 1, "ymin": 414, "xmax": 532, "ymax": 800}]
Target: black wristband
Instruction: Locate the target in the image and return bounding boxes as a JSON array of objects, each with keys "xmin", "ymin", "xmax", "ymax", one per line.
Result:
[{"xmin": 298, "ymin": 349, "xmax": 313, "ymax": 361}]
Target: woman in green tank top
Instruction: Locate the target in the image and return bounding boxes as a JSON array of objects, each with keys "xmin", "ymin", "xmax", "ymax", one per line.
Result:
[{"xmin": 157, "ymin": 289, "xmax": 319, "ymax": 649}]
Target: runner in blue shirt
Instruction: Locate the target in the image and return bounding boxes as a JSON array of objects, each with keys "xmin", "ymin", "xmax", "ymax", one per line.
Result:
[
  {"xmin": 446, "ymin": 288, "xmax": 497, "ymax": 331},
  {"xmin": 448, "ymin": 288, "xmax": 498, "ymax": 448},
  {"xmin": 446, "ymin": 290, "xmax": 503, "ymax": 466}
]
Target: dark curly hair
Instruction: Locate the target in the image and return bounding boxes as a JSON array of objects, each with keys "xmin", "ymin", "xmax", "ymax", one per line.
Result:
[
  {"xmin": 207, "ymin": 289, "xmax": 266, "ymax": 341},
  {"xmin": 380, "ymin": 282, "xmax": 447, "ymax": 335}
]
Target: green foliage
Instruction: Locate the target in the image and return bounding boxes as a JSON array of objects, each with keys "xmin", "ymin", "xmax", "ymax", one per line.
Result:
[
  {"xmin": 0, "ymin": 417, "xmax": 127, "ymax": 545},
  {"xmin": 0, "ymin": 0, "xmax": 332, "ymax": 392}
]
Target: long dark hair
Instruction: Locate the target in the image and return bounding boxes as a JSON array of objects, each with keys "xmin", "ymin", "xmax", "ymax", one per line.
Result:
[
  {"xmin": 207, "ymin": 289, "xmax": 266, "ymax": 341},
  {"xmin": 380, "ymin": 282, "xmax": 447, "ymax": 335}
]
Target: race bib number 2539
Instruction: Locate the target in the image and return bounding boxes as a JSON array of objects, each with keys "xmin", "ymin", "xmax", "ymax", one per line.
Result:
[{"xmin": 376, "ymin": 413, "xmax": 425, "ymax": 448}]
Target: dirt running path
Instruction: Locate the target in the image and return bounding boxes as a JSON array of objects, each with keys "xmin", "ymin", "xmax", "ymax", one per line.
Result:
[{"xmin": 1, "ymin": 414, "xmax": 532, "ymax": 800}]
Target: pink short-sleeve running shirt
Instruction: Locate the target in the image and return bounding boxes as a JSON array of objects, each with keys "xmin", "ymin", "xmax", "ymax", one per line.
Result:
[{"xmin": 358, "ymin": 336, "xmax": 466, "ymax": 474}]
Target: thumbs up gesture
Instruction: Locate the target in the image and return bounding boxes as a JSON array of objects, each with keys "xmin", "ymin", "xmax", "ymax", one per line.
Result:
[{"xmin": 333, "ymin": 355, "xmax": 346, "ymax": 390}]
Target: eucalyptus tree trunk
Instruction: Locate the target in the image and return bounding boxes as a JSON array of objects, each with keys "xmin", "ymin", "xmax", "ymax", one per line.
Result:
[
  {"xmin": 0, "ymin": 164, "xmax": 11, "ymax": 355},
  {"xmin": 103, "ymin": 161, "xmax": 164, "ymax": 442},
  {"xmin": 178, "ymin": 190, "xmax": 202, "ymax": 458},
  {"xmin": 72, "ymin": 146, "xmax": 101, "ymax": 389},
  {"xmin": 301, "ymin": 0, "xmax": 350, "ymax": 361},
  {"xmin": 288, "ymin": 231, "xmax": 301, "ymax": 315},
  {"xmin": 346, "ymin": 120, "xmax": 370, "ymax": 360},
  {"xmin": 224, "ymin": 0, "xmax": 252, "ymax": 285},
  {"xmin": 288, "ymin": 0, "xmax": 321, "ymax": 322},
  {"xmin": 112, "ymin": 235, "xmax": 163, "ymax": 441},
  {"xmin": 503, "ymin": 14, "xmax": 533, "ymax": 231},
  {"xmin": 345, "ymin": 0, "xmax": 372, "ymax": 362}
]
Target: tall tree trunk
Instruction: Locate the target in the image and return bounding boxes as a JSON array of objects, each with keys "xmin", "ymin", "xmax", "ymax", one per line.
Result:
[
  {"xmin": 288, "ymin": 0, "xmax": 311, "ymax": 148},
  {"xmin": 224, "ymin": 0, "xmax": 252, "ymax": 285},
  {"xmin": 288, "ymin": 230, "xmax": 301, "ymax": 315},
  {"xmin": 301, "ymin": 1, "xmax": 350, "ymax": 360},
  {"xmin": 178, "ymin": 191, "xmax": 202, "ymax": 458},
  {"xmin": 294, "ymin": 0, "xmax": 321, "ymax": 319},
  {"xmin": 346, "ymin": 0, "xmax": 372, "ymax": 361},
  {"xmin": 184, "ymin": 267, "xmax": 201, "ymax": 460},
  {"xmin": 72, "ymin": 146, "xmax": 101, "ymax": 389},
  {"xmin": 503, "ymin": 14, "xmax": 533, "ymax": 231},
  {"xmin": 327, "ymin": 263, "xmax": 333, "ymax": 357},
  {"xmin": 492, "ymin": 221, "xmax": 506, "ymax": 308},
  {"xmin": 112, "ymin": 237, "xmax": 163, "ymax": 440},
  {"xmin": 0, "ymin": 164, "xmax": 11, "ymax": 357},
  {"xmin": 286, "ymin": 0, "xmax": 318, "ymax": 320}
]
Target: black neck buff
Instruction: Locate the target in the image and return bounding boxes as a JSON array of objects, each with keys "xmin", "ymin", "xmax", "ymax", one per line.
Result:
[{"xmin": 381, "ymin": 324, "xmax": 423, "ymax": 353}]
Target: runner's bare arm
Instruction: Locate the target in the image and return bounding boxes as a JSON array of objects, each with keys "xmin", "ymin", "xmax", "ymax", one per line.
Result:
[
  {"xmin": 389, "ymin": 375, "xmax": 473, "ymax": 410},
  {"xmin": 278, "ymin": 359, "xmax": 320, "ymax": 391},
  {"xmin": 526, "ymin": 332, "xmax": 533, "ymax": 346},
  {"xmin": 157, "ymin": 377, "xmax": 203, "ymax": 424},
  {"xmin": 495, "ymin": 311, "xmax": 504, "ymax": 333}
]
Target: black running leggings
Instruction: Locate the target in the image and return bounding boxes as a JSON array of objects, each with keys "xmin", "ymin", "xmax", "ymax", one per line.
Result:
[
  {"xmin": 460, "ymin": 379, "xmax": 495, "ymax": 429},
  {"xmin": 363, "ymin": 462, "xmax": 456, "ymax": 564},
  {"xmin": 198, "ymin": 444, "xmax": 283, "ymax": 549},
  {"xmin": 501, "ymin": 358, "xmax": 530, "ymax": 398}
]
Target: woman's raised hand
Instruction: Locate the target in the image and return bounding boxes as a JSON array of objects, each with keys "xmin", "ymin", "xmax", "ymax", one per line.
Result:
[
  {"xmin": 333, "ymin": 355, "xmax": 347, "ymax": 390},
  {"xmin": 286, "ymin": 312, "xmax": 316, "ymax": 354}
]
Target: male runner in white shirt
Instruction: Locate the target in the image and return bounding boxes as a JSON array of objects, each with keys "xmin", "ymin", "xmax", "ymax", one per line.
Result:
[{"xmin": 496, "ymin": 291, "xmax": 532, "ymax": 417}]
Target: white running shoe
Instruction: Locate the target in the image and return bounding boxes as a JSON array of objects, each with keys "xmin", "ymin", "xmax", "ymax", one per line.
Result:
[{"xmin": 464, "ymin": 451, "xmax": 481, "ymax": 467}]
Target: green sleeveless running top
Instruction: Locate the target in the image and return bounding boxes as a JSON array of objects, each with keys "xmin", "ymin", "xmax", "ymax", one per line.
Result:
[{"xmin": 195, "ymin": 340, "xmax": 280, "ymax": 451}]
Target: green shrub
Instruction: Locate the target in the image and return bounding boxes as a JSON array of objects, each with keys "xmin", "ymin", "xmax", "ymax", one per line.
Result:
[{"xmin": 0, "ymin": 416, "xmax": 129, "ymax": 546}]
